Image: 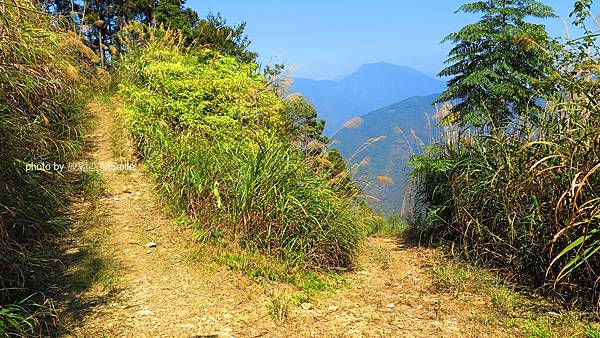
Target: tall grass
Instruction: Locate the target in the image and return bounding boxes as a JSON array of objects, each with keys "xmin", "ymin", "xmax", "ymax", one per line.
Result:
[
  {"xmin": 140, "ymin": 130, "xmax": 361, "ymax": 267},
  {"xmin": 414, "ymin": 102, "xmax": 598, "ymax": 297},
  {"xmin": 115, "ymin": 25, "xmax": 362, "ymax": 269},
  {"xmin": 0, "ymin": 0, "xmax": 96, "ymax": 334},
  {"xmin": 0, "ymin": 290, "xmax": 54, "ymax": 336},
  {"xmin": 412, "ymin": 24, "xmax": 599, "ymax": 305}
]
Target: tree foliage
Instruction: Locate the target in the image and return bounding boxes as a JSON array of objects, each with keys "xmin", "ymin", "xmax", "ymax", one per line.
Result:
[
  {"xmin": 155, "ymin": 0, "xmax": 200, "ymax": 38},
  {"xmin": 44, "ymin": 0, "xmax": 258, "ymax": 64},
  {"xmin": 192, "ymin": 13, "xmax": 258, "ymax": 64},
  {"xmin": 436, "ymin": 0, "xmax": 557, "ymax": 129},
  {"xmin": 282, "ymin": 94, "xmax": 327, "ymax": 147}
]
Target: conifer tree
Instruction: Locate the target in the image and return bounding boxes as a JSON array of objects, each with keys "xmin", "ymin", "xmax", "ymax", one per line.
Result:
[{"xmin": 436, "ymin": 0, "xmax": 556, "ymax": 129}]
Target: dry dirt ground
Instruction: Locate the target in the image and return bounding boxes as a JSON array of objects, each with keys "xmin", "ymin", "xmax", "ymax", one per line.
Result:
[{"xmin": 51, "ymin": 98, "xmax": 587, "ymax": 337}]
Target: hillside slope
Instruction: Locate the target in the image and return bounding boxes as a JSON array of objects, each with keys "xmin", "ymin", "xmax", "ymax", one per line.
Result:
[
  {"xmin": 330, "ymin": 94, "xmax": 440, "ymax": 214},
  {"xmin": 291, "ymin": 62, "xmax": 445, "ymax": 135}
]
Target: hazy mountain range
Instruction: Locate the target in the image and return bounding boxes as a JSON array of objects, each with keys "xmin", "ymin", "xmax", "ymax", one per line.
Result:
[
  {"xmin": 290, "ymin": 62, "xmax": 446, "ymax": 214},
  {"xmin": 291, "ymin": 62, "xmax": 445, "ymax": 135}
]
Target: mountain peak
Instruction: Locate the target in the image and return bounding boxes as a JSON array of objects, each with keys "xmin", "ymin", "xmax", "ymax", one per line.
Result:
[
  {"xmin": 291, "ymin": 63, "xmax": 445, "ymax": 135},
  {"xmin": 352, "ymin": 62, "xmax": 427, "ymax": 77},
  {"xmin": 359, "ymin": 61, "xmax": 394, "ymax": 68}
]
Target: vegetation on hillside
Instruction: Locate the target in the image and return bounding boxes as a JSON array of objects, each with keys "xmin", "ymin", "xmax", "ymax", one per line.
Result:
[
  {"xmin": 413, "ymin": 0, "xmax": 600, "ymax": 307},
  {"xmin": 115, "ymin": 24, "xmax": 363, "ymax": 269},
  {"xmin": 0, "ymin": 0, "xmax": 100, "ymax": 334},
  {"xmin": 331, "ymin": 94, "xmax": 440, "ymax": 214}
]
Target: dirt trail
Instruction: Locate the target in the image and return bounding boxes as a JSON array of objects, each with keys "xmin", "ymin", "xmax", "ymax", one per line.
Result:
[
  {"xmin": 57, "ymin": 99, "xmax": 516, "ymax": 337},
  {"xmin": 58, "ymin": 99, "xmax": 273, "ymax": 337}
]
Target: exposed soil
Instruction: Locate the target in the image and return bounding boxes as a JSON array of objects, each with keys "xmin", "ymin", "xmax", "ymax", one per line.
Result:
[{"xmin": 53, "ymin": 98, "xmax": 523, "ymax": 337}]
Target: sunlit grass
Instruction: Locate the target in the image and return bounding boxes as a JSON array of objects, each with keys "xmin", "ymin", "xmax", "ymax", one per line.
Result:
[{"xmin": 116, "ymin": 37, "xmax": 364, "ymax": 270}]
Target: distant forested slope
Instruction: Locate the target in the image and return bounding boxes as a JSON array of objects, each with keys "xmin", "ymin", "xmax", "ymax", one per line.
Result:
[{"xmin": 330, "ymin": 94, "xmax": 440, "ymax": 214}]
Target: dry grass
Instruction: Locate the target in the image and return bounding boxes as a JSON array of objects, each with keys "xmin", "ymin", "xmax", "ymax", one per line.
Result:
[{"xmin": 0, "ymin": 1, "xmax": 100, "ymax": 334}]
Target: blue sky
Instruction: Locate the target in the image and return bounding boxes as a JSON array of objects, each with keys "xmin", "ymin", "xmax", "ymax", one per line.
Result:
[{"xmin": 187, "ymin": 1, "xmax": 598, "ymax": 80}]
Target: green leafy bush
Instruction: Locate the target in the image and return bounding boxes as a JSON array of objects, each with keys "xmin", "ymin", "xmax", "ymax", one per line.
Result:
[
  {"xmin": 120, "ymin": 49, "xmax": 284, "ymax": 138},
  {"xmin": 116, "ymin": 29, "xmax": 361, "ymax": 269}
]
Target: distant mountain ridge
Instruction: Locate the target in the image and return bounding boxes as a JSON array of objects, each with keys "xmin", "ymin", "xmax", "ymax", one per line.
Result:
[
  {"xmin": 291, "ymin": 62, "xmax": 445, "ymax": 135},
  {"xmin": 330, "ymin": 94, "xmax": 441, "ymax": 214}
]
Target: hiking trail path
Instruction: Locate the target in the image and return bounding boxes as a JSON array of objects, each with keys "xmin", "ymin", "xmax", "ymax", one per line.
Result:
[{"xmin": 56, "ymin": 99, "xmax": 514, "ymax": 337}]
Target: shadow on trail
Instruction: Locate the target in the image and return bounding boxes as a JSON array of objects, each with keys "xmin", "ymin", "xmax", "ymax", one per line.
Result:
[
  {"xmin": 48, "ymin": 235, "xmax": 124, "ymax": 336},
  {"xmin": 39, "ymin": 135, "xmax": 125, "ymax": 336}
]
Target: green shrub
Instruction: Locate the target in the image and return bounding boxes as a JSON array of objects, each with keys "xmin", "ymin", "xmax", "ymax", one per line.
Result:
[
  {"xmin": 116, "ymin": 28, "xmax": 361, "ymax": 269},
  {"xmin": 364, "ymin": 214, "xmax": 407, "ymax": 237}
]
